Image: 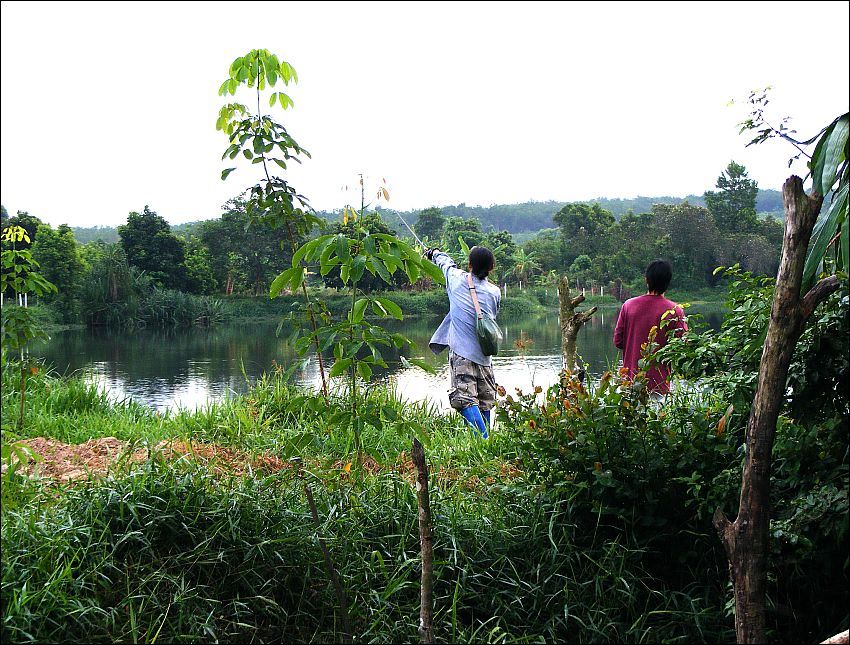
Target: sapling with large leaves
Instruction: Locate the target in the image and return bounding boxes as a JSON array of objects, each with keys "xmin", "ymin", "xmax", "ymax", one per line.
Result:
[
  {"xmin": 1, "ymin": 225, "xmax": 57, "ymax": 430},
  {"xmin": 272, "ymin": 176, "xmax": 445, "ymax": 457},
  {"xmin": 216, "ymin": 49, "xmax": 330, "ymax": 398}
]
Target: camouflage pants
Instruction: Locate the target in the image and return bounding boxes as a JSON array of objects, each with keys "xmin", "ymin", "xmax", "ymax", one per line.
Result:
[{"xmin": 448, "ymin": 352, "xmax": 497, "ymax": 412}]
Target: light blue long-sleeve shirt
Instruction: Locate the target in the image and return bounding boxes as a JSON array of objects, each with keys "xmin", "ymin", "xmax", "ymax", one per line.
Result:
[{"xmin": 428, "ymin": 251, "xmax": 501, "ymax": 366}]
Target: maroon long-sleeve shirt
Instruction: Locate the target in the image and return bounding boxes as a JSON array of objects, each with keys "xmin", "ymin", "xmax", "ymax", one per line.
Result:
[{"xmin": 613, "ymin": 294, "xmax": 687, "ymax": 393}]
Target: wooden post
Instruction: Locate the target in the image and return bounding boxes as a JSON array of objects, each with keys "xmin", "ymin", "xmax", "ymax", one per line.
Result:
[
  {"xmin": 713, "ymin": 176, "xmax": 840, "ymax": 644},
  {"xmin": 558, "ymin": 276, "xmax": 597, "ymax": 374},
  {"xmin": 412, "ymin": 438, "xmax": 434, "ymax": 644}
]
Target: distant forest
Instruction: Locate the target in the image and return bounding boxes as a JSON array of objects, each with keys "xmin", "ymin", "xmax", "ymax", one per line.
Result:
[{"xmin": 69, "ymin": 189, "xmax": 787, "ymax": 243}]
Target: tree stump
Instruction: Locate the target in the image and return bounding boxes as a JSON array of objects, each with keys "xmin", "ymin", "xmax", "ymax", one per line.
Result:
[{"xmin": 558, "ymin": 275, "xmax": 598, "ymax": 375}]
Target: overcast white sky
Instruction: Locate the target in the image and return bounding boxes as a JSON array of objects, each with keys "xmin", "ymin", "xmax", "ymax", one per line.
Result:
[{"xmin": 2, "ymin": 1, "xmax": 848, "ymax": 228}]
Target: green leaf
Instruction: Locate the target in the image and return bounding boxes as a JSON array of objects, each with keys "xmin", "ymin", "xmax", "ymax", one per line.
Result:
[
  {"xmin": 407, "ymin": 358, "xmax": 436, "ymax": 374},
  {"xmin": 352, "ymin": 298, "xmax": 368, "ymax": 323},
  {"xmin": 290, "ymin": 266, "xmax": 305, "ymax": 292},
  {"xmin": 269, "ymin": 93, "xmax": 277, "ymax": 107},
  {"xmin": 363, "ymin": 235, "xmax": 378, "ymax": 258},
  {"xmin": 336, "ymin": 235, "xmax": 351, "ymax": 262},
  {"xmin": 221, "ymin": 167, "xmax": 236, "ymax": 181},
  {"xmin": 329, "ymin": 358, "xmax": 352, "ymax": 378},
  {"xmin": 819, "ymin": 115, "xmax": 848, "ymax": 195},
  {"xmin": 802, "ymin": 181, "xmax": 848, "ymax": 290},
  {"xmin": 270, "ymin": 268, "xmax": 294, "ymax": 298},
  {"xmin": 375, "ymin": 297, "xmax": 403, "ymax": 320},
  {"xmin": 350, "ymin": 255, "xmax": 367, "ymax": 283},
  {"xmin": 405, "ymin": 260, "xmax": 421, "ymax": 284},
  {"xmin": 372, "ymin": 258, "xmax": 393, "ymax": 285},
  {"xmin": 811, "ymin": 114, "xmax": 849, "ymax": 195},
  {"xmin": 420, "ymin": 258, "xmax": 446, "ymax": 284},
  {"xmin": 319, "ymin": 332, "xmax": 338, "ymax": 352},
  {"xmin": 357, "ymin": 362, "xmax": 372, "ymax": 381}
]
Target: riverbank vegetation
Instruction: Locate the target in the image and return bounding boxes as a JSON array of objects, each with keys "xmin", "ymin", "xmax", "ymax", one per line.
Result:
[
  {"xmin": 2, "ymin": 270, "xmax": 846, "ymax": 643},
  {"xmin": 2, "ymin": 46, "xmax": 847, "ymax": 644}
]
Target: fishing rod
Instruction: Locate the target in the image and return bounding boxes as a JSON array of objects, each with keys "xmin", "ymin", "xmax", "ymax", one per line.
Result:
[{"xmin": 395, "ymin": 211, "xmax": 426, "ymax": 248}]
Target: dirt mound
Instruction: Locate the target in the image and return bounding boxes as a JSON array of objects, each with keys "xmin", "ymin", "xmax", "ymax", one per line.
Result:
[
  {"xmin": 4, "ymin": 438, "xmax": 523, "ymax": 488},
  {"xmin": 3, "ymin": 437, "xmax": 290, "ymax": 482}
]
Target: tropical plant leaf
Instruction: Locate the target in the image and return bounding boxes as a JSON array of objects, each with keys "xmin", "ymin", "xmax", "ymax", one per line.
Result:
[{"xmin": 803, "ymin": 181, "xmax": 848, "ymax": 291}]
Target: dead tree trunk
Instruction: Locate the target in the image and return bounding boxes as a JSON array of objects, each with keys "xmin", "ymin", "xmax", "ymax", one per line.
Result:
[
  {"xmin": 558, "ymin": 276, "xmax": 598, "ymax": 374},
  {"xmin": 713, "ymin": 176, "xmax": 840, "ymax": 644},
  {"xmin": 412, "ymin": 438, "xmax": 434, "ymax": 644}
]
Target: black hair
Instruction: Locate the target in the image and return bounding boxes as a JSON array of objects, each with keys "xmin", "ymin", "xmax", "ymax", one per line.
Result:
[
  {"xmin": 469, "ymin": 246, "xmax": 496, "ymax": 280},
  {"xmin": 645, "ymin": 259, "xmax": 673, "ymax": 294}
]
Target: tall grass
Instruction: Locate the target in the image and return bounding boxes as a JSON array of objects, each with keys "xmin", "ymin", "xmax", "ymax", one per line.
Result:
[
  {"xmin": 1, "ymin": 458, "xmax": 733, "ymax": 643},
  {"xmin": 2, "ymin": 359, "xmax": 843, "ymax": 643}
]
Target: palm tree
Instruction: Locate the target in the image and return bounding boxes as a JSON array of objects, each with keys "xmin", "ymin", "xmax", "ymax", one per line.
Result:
[{"xmin": 511, "ymin": 249, "xmax": 541, "ymax": 285}]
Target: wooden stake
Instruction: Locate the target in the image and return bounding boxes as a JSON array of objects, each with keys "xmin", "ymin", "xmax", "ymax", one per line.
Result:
[{"xmin": 412, "ymin": 438, "xmax": 434, "ymax": 644}]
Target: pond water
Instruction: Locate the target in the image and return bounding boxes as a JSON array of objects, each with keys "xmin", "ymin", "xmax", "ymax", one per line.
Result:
[{"xmin": 30, "ymin": 305, "xmax": 724, "ymax": 413}]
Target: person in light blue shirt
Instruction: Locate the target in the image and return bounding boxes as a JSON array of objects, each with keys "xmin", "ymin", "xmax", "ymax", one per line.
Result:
[{"xmin": 425, "ymin": 246, "xmax": 501, "ymax": 438}]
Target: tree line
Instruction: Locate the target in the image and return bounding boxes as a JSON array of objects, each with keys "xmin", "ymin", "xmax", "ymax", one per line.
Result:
[{"xmin": 0, "ymin": 159, "xmax": 784, "ymax": 325}]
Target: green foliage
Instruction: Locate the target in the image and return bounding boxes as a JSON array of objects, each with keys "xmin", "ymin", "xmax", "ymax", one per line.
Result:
[
  {"xmin": 273, "ymin": 185, "xmax": 444, "ymax": 452},
  {"xmin": 1, "ymin": 226, "xmax": 58, "ymax": 299},
  {"xmin": 118, "ymin": 206, "xmax": 187, "ymax": 290},
  {"xmin": 497, "ymin": 370, "xmax": 742, "ymax": 527},
  {"xmin": 553, "ymin": 202, "xmax": 616, "ymax": 266},
  {"xmin": 441, "ymin": 216, "xmax": 485, "ymax": 256},
  {"xmin": 200, "ymin": 198, "xmax": 295, "ymax": 295},
  {"xmin": 659, "ymin": 266, "xmax": 849, "ymax": 422},
  {"xmin": 319, "ymin": 213, "xmax": 409, "ymax": 292},
  {"xmin": 182, "ymin": 236, "xmax": 218, "ymax": 295},
  {"xmin": 1, "ymin": 225, "xmax": 58, "ymax": 430},
  {"xmin": 31, "ymin": 223, "xmax": 84, "ymax": 322},
  {"xmin": 496, "ymin": 361, "xmax": 847, "ymax": 642},
  {"xmin": 413, "ymin": 206, "xmax": 446, "ymax": 243},
  {"xmin": 736, "ymin": 91, "xmax": 848, "ymax": 290},
  {"xmin": 703, "ymin": 161, "xmax": 759, "ymax": 234},
  {"xmin": 216, "ymin": 49, "xmax": 318, "ymax": 236}
]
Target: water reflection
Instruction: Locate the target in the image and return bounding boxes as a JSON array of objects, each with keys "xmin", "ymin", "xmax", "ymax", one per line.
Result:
[{"xmin": 31, "ymin": 305, "xmax": 723, "ymax": 412}]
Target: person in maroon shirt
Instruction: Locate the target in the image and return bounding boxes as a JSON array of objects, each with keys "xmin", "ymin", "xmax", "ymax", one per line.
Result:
[{"xmin": 613, "ymin": 259, "xmax": 688, "ymax": 394}]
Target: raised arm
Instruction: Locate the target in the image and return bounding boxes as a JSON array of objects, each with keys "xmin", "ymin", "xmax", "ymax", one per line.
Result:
[{"xmin": 425, "ymin": 248, "xmax": 458, "ymax": 281}]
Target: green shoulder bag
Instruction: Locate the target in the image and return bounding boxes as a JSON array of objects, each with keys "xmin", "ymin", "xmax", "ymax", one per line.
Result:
[{"xmin": 467, "ymin": 273, "xmax": 503, "ymax": 356}]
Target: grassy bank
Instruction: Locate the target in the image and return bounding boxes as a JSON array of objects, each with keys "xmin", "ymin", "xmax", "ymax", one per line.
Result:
[
  {"xmin": 0, "ymin": 366, "xmax": 729, "ymax": 644},
  {"xmin": 1, "ymin": 358, "xmax": 845, "ymax": 643}
]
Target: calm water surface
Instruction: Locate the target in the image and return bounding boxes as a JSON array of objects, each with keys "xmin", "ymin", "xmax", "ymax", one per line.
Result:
[{"xmin": 31, "ymin": 306, "xmax": 723, "ymax": 412}]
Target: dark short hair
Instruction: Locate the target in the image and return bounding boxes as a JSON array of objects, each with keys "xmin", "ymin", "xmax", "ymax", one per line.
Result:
[
  {"xmin": 469, "ymin": 246, "xmax": 495, "ymax": 279},
  {"xmin": 645, "ymin": 259, "xmax": 672, "ymax": 294}
]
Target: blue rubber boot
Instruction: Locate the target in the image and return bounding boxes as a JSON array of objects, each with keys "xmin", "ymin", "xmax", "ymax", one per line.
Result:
[{"xmin": 459, "ymin": 405, "xmax": 488, "ymax": 439}]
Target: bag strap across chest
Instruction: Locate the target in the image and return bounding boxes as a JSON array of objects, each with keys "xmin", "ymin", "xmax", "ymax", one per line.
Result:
[{"xmin": 466, "ymin": 273, "xmax": 483, "ymax": 320}]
